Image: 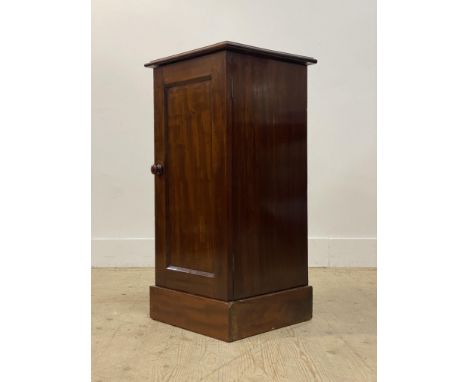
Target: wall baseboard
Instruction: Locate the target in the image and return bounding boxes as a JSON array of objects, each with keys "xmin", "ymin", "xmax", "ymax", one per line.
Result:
[
  {"xmin": 308, "ymin": 237, "xmax": 377, "ymax": 267},
  {"xmin": 92, "ymin": 238, "xmax": 155, "ymax": 267},
  {"xmin": 92, "ymin": 237, "xmax": 376, "ymax": 268}
]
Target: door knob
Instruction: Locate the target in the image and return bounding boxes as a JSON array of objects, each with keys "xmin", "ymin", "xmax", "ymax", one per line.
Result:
[{"xmin": 151, "ymin": 163, "xmax": 164, "ymax": 176}]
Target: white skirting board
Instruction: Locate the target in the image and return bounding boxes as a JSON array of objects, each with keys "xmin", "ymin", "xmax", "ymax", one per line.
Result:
[
  {"xmin": 92, "ymin": 237, "xmax": 377, "ymax": 268},
  {"xmin": 92, "ymin": 238, "xmax": 155, "ymax": 267},
  {"xmin": 307, "ymin": 237, "xmax": 376, "ymax": 267}
]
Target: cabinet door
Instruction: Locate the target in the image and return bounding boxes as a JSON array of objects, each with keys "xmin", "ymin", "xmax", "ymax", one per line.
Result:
[{"xmin": 153, "ymin": 52, "xmax": 231, "ymax": 300}]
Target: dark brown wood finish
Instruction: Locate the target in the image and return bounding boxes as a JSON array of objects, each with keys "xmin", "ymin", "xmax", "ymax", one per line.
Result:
[
  {"xmin": 150, "ymin": 285, "xmax": 313, "ymax": 342},
  {"xmin": 150, "ymin": 286, "xmax": 231, "ymax": 341},
  {"xmin": 154, "ymin": 52, "xmax": 231, "ymax": 300},
  {"xmin": 230, "ymin": 285, "xmax": 313, "ymax": 340},
  {"xmin": 229, "ymin": 52, "xmax": 309, "ymax": 299},
  {"xmin": 145, "ymin": 41, "xmax": 317, "ymax": 68},
  {"xmin": 148, "ymin": 42, "xmax": 316, "ymax": 341}
]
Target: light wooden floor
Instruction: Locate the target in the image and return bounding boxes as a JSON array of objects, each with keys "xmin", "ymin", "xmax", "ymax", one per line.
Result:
[{"xmin": 92, "ymin": 268, "xmax": 376, "ymax": 382}]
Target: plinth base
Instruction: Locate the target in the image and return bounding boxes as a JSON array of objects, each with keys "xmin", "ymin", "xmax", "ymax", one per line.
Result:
[{"xmin": 149, "ymin": 285, "xmax": 313, "ymax": 342}]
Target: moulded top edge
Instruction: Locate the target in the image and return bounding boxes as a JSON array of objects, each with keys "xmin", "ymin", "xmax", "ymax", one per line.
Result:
[{"xmin": 144, "ymin": 41, "xmax": 318, "ymax": 68}]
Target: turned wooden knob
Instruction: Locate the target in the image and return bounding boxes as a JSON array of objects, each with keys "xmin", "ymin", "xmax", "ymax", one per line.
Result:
[{"xmin": 151, "ymin": 163, "xmax": 164, "ymax": 176}]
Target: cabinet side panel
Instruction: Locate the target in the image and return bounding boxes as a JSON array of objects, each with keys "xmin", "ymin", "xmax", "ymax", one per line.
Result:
[{"xmin": 230, "ymin": 52, "xmax": 308, "ymax": 299}]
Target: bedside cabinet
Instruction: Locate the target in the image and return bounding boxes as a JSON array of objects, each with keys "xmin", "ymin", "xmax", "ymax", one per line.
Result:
[{"xmin": 145, "ymin": 42, "xmax": 317, "ymax": 341}]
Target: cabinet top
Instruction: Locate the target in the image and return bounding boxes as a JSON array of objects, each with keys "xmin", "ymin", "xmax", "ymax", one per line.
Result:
[{"xmin": 144, "ymin": 41, "xmax": 317, "ymax": 68}]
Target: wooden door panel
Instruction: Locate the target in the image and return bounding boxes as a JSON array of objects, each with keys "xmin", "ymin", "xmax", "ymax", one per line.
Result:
[
  {"xmin": 165, "ymin": 78, "xmax": 215, "ymax": 275},
  {"xmin": 154, "ymin": 52, "xmax": 230, "ymax": 300}
]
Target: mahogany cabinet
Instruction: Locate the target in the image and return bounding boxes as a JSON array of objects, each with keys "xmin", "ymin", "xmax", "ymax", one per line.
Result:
[{"xmin": 145, "ymin": 42, "xmax": 317, "ymax": 341}]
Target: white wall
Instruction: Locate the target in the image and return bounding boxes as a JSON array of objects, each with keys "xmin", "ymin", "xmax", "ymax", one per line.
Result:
[{"xmin": 92, "ymin": 0, "xmax": 376, "ymax": 267}]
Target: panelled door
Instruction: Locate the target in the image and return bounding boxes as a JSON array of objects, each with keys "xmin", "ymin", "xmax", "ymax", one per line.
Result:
[{"xmin": 153, "ymin": 52, "xmax": 230, "ymax": 300}]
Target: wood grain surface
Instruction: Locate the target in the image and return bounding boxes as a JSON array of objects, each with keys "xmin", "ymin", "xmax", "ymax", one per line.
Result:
[
  {"xmin": 144, "ymin": 41, "xmax": 317, "ymax": 68},
  {"xmin": 153, "ymin": 52, "xmax": 231, "ymax": 300},
  {"xmin": 229, "ymin": 52, "xmax": 309, "ymax": 299},
  {"xmin": 150, "ymin": 285, "xmax": 312, "ymax": 342}
]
